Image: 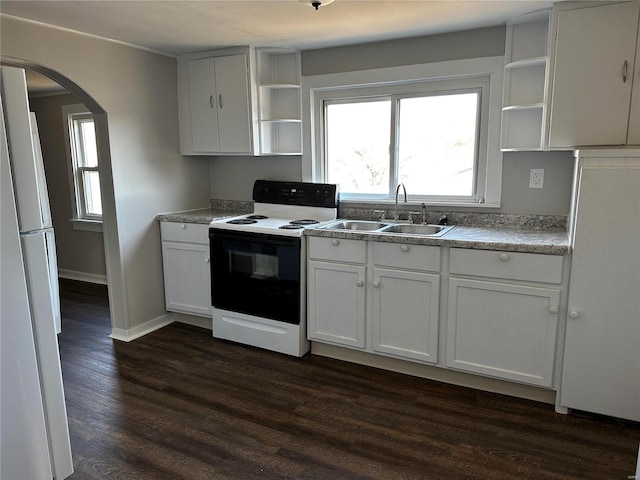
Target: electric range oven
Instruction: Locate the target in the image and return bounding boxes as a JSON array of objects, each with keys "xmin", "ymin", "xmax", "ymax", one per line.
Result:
[{"xmin": 209, "ymin": 180, "xmax": 339, "ymax": 357}]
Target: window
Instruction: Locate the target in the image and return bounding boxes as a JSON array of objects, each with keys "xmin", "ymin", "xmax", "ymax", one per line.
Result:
[
  {"xmin": 303, "ymin": 57, "xmax": 504, "ymax": 207},
  {"xmin": 62, "ymin": 104, "xmax": 102, "ymax": 229}
]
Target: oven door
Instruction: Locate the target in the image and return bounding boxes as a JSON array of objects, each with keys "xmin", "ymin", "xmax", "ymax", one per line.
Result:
[{"xmin": 209, "ymin": 229, "xmax": 301, "ymax": 324}]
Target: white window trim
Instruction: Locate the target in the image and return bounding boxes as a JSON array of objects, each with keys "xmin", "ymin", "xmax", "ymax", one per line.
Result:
[
  {"xmin": 61, "ymin": 103, "xmax": 103, "ymax": 232},
  {"xmin": 302, "ymin": 56, "xmax": 504, "ymax": 208}
]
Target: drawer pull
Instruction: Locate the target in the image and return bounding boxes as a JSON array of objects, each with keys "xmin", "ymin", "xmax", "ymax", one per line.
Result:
[
  {"xmin": 205, "ymin": 258, "xmax": 210, "ymax": 263},
  {"xmin": 181, "ymin": 224, "xmax": 187, "ymax": 229},
  {"xmin": 400, "ymin": 245, "xmax": 409, "ymax": 252},
  {"xmin": 356, "ymin": 280, "xmax": 364, "ymax": 287},
  {"xmin": 372, "ymin": 281, "xmax": 380, "ymax": 288},
  {"xmin": 549, "ymin": 305, "xmax": 558, "ymax": 314},
  {"xmin": 568, "ymin": 310, "xmax": 579, "ymax": 319},
  {"xmin": 499, "ymin": 253, "xmax": 509, "ymax": 262},
  {"xmin": 331, "ymin": 239, "xmax": 339, "ymax": 246}
]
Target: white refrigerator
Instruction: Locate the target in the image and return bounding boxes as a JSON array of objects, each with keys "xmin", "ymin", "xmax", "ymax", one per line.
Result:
[{"xmin": 0, "ymin": 66, "xmax": 73, "ymax": 479}]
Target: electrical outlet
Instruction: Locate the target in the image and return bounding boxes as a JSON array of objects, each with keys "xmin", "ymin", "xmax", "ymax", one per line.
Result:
[{"xmin": 529, "ymin": 169, "xmax": 544, "ymax": 189}]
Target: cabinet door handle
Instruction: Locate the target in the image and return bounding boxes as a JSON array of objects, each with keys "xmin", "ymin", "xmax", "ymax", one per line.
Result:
[
  {"xmin": 331, "ymin": 239, "xmax": 339, "ymax": 246},
  {"xmin": 549, "ymin": 305, "xmax": 558, "ymax": 314},
  {"xmin": 218, "ymin": 94, "xmax": 223, "ymax": 109},
  {"xmin": 499, "ymin": 253, "xmax": 509, "ymax": 262},
  {"xmin": 568, "ymin": 310, "xmax": 579, "ymax": 319},
  {"xmin": 209, "ymin": 95, "xmax": 214, "ymax": 109},
  {"xmin": 372, "ymin": 281, "xmax": 380, "ymax": 288},
  {"xmin": 180, "ymin": 224, "xmax": 187, "ymax": 229},
  {"xmin": 623, "ymin": 60, "xmax": 628, "ymax": 83},
  {"xmin": 205, "ymin": 258, "xmax": 210, "ymax": 263},
  {"xmin": 356, "ymin": 280, "xmax": 364, "ymax": 287},
  {"xmin": 401, "ymin": 245, "xmax": 409, "ymax": 252}
]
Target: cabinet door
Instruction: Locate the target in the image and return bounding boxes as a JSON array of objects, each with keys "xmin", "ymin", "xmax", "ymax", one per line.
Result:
[
  {"xmin": 548, "ymin": 2, "xmax": 640, "ymax": 147},
  {"xmin": 447, "ymin": 278, "xmax": 559, "ymax": 387},
  {"xmin": 307, "ymin": 260, "xmax": 366, "ymax": 348},
  {"xmin": 162, "ymin": 242, "xmax": 212, "ymax": 317},
  {"xmin": 215, "ymin": 54, "xmax": 252, "ymax": 153},
  {"xmin": 371, "ymin": 268, "xmax": 439, "ymax": 364},
  {"xmin": 187, "ymin": 58, "xmax": 220, "ymax": 153},
  {"xmin": 562, "ymin": 159, "xmax": 640, "ymax": 421}
]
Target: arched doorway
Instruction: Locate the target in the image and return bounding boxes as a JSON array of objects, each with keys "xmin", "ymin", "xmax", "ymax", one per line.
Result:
[{"xmin": 1, "ymin": 58, "xmax": 123, "ymax": 333}]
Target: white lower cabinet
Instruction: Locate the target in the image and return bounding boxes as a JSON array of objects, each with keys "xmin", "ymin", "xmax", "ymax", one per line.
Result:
[
  {"xmin": 446, "ymin": 248, "xmax": 562, "ymax": 387},
  {"xmin": 371, "ymin": 267, "xmax": 439, "ymax": 363},
  {"xmin": 307, "ymin": 259, "xmax": 366, "ymax": 348},
  {"xmin": 447, "ymin": 278, "xmax": 560, "ymax": 387},
  {"xmin": 307, "ymin": 237, "xmax": 440, "ymax": 365},
  {"xmin": 160, "ymin": 222, "xmax": 212, "ymax": 317}
]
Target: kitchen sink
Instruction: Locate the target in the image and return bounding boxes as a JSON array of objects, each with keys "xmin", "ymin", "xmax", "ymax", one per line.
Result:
[
  {"xmin": 323, "ymin": 220, "xmax": 389, "ymax": 231},
  {"xmin": 379, "ymin": 223, "xmax": 454, "ymax": 237},
  {"xmin": 320, "ymin": 219, "xmax": 455, "ymax": 237}
]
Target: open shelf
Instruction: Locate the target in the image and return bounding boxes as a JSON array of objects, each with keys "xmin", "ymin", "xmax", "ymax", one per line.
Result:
[
  {"xmin": 500, "ymin": 10, "xmax": 551, "ymax": 151},
  {"xmin": 256, "ymin": 48, "xmax": 302, "ymax": 155}
]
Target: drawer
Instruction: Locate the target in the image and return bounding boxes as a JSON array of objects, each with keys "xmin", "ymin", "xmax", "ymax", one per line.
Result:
[
  {"xmin": 449, "ymin": 248, "xmax": 563, "ymax": 284},
  {"xmin": 308, "ymin": 236, "xmax": 366, "ymax": 264},
  {"xmin": 373, "ymin": 242, "xmax": 440, "ymax": 272},
  {"xmin": 160, "ymin": 221, "xmax": 209, "ymax": 245}
]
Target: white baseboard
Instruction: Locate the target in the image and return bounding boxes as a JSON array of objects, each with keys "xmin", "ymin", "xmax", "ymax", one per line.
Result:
[
  {"xmin": 58, "ymin": 268, "xmax": 108, "ymax": 285},
  {"xmin": 109, "ymin": 313, "xmax": 174, "ymax": 342}
]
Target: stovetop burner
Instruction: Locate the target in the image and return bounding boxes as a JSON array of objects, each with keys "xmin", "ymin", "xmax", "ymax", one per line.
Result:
[
  {"xmin": 290, "ymin": 219, "xmax": 320, "ymax": 225},
  {"xmin": 247, "ymin": 215, "xmax": 268, "ymax": 220},
  {"xmin": 227, "ymin": 219, "xmax": 258, "ymax": 225},
  {"xmin": 279, "ymin": 224, "xmax": 304, "ymax": 230}
]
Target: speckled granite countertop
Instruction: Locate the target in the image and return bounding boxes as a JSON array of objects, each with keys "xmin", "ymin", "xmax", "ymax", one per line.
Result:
[
  {"xmin": 156, "ymin": 208, "xmax": 244, "ymax": 224},
  {"xmin": 305, "ymin": 224, "xmax": 570, "ymax": 255},
  {"xmin": 157, "ymin": 209, "xmax": 570, "ymax": 255}
]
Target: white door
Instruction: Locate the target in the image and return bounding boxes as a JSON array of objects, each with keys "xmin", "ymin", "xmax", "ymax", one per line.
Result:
[
  {"xmin": 187, "ymin": 57, "xmax": 220, "ymax": 153},
  {"xmin": 162, "ymin": 241, "xmax": 212, "ymax": 317},
  {"xmin": 371, "ymin": 267, "xmax": 439, "ymax": 364},
  {"xmin": 307, "ymin": 260, "xmax": 366, "ymax": 348},
  {"xmin": 215, "ymin": 54, "xmax": 252, "ymax": 153},
  {"xmin": 548, "ymin": 2, "xmax": 639, "ymax": 147},
  {"xmin": 561, "ymin": 157, "xmax": 640, "ymax": 421},
  {"xmin": 447, "ymin": 278, "xmax": 559, "ymax": 387}
]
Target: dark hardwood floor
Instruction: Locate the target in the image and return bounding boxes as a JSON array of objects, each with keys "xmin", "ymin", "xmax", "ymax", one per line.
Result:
[{"xmin": 58, "ymin": 278, "xmax": 640, "ymax": 480}]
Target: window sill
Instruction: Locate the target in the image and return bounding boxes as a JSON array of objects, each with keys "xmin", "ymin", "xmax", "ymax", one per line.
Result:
[
  {"xmin": 70, "ymin": 218, "xmax": 103, "ymax": 232},
  {"xmin": 340, "ymin": 199, "xmax": 501, "ymax": 209}
]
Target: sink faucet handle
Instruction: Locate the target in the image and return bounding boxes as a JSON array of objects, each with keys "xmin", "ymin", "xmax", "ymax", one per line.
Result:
[{"xmin": 373, "ymin": 209, "xmax": 386, "ymax": 221}]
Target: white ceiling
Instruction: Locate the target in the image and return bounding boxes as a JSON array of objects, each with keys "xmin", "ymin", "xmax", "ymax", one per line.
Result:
[{"xmin": 1, "ymin": 0, "xmax": 553, "ymax": 57}]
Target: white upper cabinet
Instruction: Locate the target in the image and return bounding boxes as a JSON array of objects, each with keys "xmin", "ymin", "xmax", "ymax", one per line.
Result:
[
  {"xmin": 178, "ymin": 46, "xmax": 302, "ymax": 156},
  {"xmin": 179, "ymin": 50, "xmax": 255, "ymax": 155},
  {"xmin": 546, "ymin": 1, "xmax": 640, "ymax": 148}
]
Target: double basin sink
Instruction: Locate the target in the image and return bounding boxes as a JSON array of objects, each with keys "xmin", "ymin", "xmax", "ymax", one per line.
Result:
[{"xmin": 319, "ymin": 219, "xmax": 455, "ymax": 237}]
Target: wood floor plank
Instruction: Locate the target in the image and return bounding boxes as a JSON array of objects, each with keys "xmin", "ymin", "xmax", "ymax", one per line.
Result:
[{"xmin": 57, "ymin": 279, "xmax": 640, "ymax": 480}]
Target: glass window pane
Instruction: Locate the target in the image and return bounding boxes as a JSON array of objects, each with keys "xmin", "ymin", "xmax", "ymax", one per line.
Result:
[
  {"xmin": 397, "ymin": 93, "xmax": 478, "ymax": 196},
  {"xmin": 79, "ymin": 120, "xmax": 98, "ymax": 168},
  {"xmin": 326, "ymin": 100, "xmax": 391, "ymax": 195},
  {"xmin": 82, "ymin": 170, "xmax": 102, "ymax": 216}
]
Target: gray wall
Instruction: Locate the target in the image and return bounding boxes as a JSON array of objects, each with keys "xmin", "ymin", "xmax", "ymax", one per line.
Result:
[
  {"xmin": 29, "ymin": 93, "xmax": 107, "ymax": 279},
  {"xmin": 210, "ymin": 26, "xmax": 575, "ymax": 216},
  {"xmin": 1, "ymin": 15, "xmax": 210, "ymax": 333}
]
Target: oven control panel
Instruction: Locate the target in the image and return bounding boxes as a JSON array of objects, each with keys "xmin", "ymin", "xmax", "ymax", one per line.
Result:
[{"xmin": 253, "ymin": 180, "xmax": 339, "ymax": 208}]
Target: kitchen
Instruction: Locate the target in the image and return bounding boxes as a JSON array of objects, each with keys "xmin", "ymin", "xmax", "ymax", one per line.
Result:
[{"xmin": 1, "ymin": 1, "xmax": 639, "ymax": 478}]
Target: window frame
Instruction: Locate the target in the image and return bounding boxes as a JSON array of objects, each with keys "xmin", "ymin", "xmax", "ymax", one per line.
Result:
[
  {"xmin": 61, "ymin": 104, "xmax": 102, "ymax": 231},
  {"xmin": 302, "ymin": 56, "xmax": 504, "ymax": 208}
]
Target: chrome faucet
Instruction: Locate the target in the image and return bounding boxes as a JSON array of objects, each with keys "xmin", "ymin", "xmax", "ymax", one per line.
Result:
[
  {"xmin": 421, "ymin": 203, "xmax": 427, "ymax": 225},
  {"xmin": 394, "ymin": 183, "xmax": 407, "ymax": 220}
]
